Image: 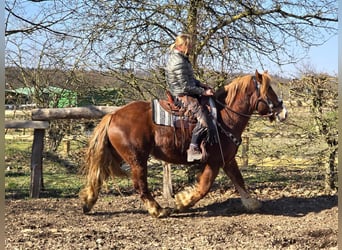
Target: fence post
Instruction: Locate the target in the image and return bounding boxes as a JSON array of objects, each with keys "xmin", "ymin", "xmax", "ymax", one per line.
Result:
[
  {"xmin": 242, "ymin": 135, "xmax": 249, "ymax": 168},
  {"xmin": 62, "ymin": 139, "xmax": 71, "ymax": 156},
  {"xmin": 162, "ymin": 163, "xmax": 173, "ymax": 200},
  {"xmin": 30, "ymin": 128, "xmax": 45, "ymax": 198}
]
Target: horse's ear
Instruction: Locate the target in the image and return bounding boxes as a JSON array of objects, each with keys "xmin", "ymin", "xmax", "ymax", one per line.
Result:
[{"xmin": 255, "ymin": 70, "xmax": 262, "ymax": 83}]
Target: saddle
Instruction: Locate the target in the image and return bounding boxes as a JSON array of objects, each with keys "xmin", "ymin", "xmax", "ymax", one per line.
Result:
[
  {"xmin": 152, "ymin": 92, "xmax": 218, "ymax": 156},
  {"xmin": 158, "ymin": 91, "xmax": 197, "ymax": 125}
]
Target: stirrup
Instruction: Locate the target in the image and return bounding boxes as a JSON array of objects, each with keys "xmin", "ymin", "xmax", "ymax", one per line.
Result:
[{"xmin": 187, "ymin": 147, "xmax": 202, "ymax": 162}]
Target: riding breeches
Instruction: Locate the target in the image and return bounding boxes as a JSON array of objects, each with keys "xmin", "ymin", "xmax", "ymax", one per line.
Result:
[{"xmin": 177, "ymin": 95, "xmax": 213, "ymax": 145}]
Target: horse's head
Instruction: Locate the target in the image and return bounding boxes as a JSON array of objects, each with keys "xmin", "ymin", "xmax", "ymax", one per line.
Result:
[{"xmin": 252, "ymin": 70, "xmax": 288, "ymax": 122}]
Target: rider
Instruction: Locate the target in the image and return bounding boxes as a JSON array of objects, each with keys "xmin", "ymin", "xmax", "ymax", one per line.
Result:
[{"xmin": 165, "ymin": 33, "xmax": 215, "ymax": 162}]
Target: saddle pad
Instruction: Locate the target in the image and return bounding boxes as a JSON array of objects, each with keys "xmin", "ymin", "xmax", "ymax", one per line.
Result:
[{"xmin": 152, "ymin": 99, "xmax": 173, "ymax": 126}]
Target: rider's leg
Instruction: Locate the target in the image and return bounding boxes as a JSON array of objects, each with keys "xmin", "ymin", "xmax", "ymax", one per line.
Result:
[
  {"xmin": 182, "ymin": 96, "xmax": 211, "ymax": 162},
  {"xmin": 187, "ymin": 122, "xmax": 206, "ymax": 162}
]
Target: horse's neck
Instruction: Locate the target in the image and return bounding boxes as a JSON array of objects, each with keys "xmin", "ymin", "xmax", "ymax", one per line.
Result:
[{"xmin": 220, "ymin": 103, "xmax": 251, "ymax": 135}]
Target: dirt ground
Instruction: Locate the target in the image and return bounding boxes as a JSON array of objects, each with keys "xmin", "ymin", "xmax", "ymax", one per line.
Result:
[{"xmin": 5, "ymin": 187, "xmax": 337, "ymax": 250}]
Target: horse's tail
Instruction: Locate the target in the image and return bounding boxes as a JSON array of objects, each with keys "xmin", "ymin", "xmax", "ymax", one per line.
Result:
[{"xmin": 80, "ymin": 113, "xmax": 128, "ymax": 213}]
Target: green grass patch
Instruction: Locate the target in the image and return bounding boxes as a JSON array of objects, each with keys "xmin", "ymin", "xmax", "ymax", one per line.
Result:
[
  {"xmin": 5, "ymin": 137, "xmax": 84, "ymax": 199},
  {"xmin": 5, "ymin": 168, "xmax": 84, "ymax": 199}
]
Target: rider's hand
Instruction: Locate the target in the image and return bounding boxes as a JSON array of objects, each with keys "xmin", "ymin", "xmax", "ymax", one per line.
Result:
[{"xmin": 202, "ymin": 89, "xmax": 214, "ymax": 96}]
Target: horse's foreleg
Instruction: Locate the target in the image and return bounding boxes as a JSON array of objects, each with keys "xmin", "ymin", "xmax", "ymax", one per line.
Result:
[
  {"xmin": 175, "ymin": 164, "xmax": 219, "ymax": 211},
  {"xmin": 223, "ymin": 158, "xmax": 261, "ymax": 211},
  {"xmin": 131, "ymin": 163, "xmax": 172, "ymax": 218}
]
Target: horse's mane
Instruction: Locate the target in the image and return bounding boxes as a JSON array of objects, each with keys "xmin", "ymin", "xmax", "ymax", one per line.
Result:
[{"xmin": 216, "ymin": 72, "xmax": 271, "ymax": 107}]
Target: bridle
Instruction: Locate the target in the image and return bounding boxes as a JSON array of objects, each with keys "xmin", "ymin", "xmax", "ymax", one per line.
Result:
[{"xmin": 252, "ymin": 76, "xmax": 284, "ymax": 118}]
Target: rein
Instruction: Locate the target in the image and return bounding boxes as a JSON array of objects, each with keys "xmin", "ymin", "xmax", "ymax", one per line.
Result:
[
  {"xmin": 215, "ymin": 99, "xmax": 252, "ymax": 118},
  {"xmin": 217, "ymin": 99, "xmax": 274, "ymax": 119}
]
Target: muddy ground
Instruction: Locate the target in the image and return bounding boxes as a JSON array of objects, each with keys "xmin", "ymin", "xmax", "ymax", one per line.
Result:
[{"xmin": 5, "ymin": 186, "xmax": 337, "ymax": 250}]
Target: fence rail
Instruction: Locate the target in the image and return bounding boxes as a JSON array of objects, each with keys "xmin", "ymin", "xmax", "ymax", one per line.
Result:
[{"xmin": 5, "ymin": 120, "xmax": 49, "ymax": 129}]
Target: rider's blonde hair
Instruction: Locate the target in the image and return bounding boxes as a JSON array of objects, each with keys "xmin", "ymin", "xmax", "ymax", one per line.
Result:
[{"xmin": 169, "ymin": 33, "xmax": 192, "ymax": 55}]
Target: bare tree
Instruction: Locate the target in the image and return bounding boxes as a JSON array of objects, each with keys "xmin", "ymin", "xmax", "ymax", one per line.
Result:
[
  {"xmin": 5, "ymin": 0, "xmax": 338, "ymax": 99},
  {"xmin": 81, "ymin": 1, "xmax": 337, "ymax": 72},
  {"xmin": 5, "ymin": 0, "xmax": 97, "ymax": 151},
  {"xmin": 289, "ymin": 74, "xmax": 338, "ymax": 191}
]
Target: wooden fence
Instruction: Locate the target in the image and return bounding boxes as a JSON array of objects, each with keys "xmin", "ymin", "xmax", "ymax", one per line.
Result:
[{"xmin": 5, "ymin": 105, "xmax": 119, "ymax": 198}]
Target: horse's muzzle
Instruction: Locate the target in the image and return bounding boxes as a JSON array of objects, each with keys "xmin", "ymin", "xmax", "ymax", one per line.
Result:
[{"xmin": 276, "ymin": 106, "xmax": 288, "ymax": 122}]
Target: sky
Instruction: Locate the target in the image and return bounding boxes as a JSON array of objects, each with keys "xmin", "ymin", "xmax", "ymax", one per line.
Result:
[
  {"xmin": 305, "ymin": 35, "xmax": 338, "ymax": 75},
  {"xmin": 276, "ymin": 35, "xmax": 338, "ymax": 77},
  {"xmin": 7, "ymin": 2, "xmax": 339, "ymax": 78}
]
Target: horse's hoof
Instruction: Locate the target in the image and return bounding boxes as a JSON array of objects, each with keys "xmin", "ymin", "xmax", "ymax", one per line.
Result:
[
  {"xmin": 157, "ymin": 207, "xmax": 173, "ymax": 218},
  {"xmin": 175, "ymin": 188, "xmax": 194, "ymax": 212},
  {"xmin": 241, "ymin": 198, "xmax": 262, "ymax": 211},
  {"xmin": 82, "ymin": 204, "xmax": 91, "ymax": 214},
  {"xmin": 174, "ymin": 206, "xmax": 188, "ymax": 213},
  {"xmin": 174, "ymin": 200, "xmax": 188, "ymax": 212}
]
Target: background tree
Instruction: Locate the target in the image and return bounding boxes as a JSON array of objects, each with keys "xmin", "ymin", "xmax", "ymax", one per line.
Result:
[
  {"xmin": 288, "ymin": 74, "xmax": 338, "ymax": 191},
  {"xmin": 80, "ymin": 0, "xmax": 337, "ymax": 91},
  {"xmin": 5, "ymin": 0, "xmax": 104, "ymax": 151},
  {"xmin": 5, "ymin": 0, "xmax": 338, "ymax": 101}
]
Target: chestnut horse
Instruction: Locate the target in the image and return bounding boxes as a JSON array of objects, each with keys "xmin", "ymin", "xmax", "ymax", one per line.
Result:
[{"xmin": 80, "ymin": 70, "xmax": 287, "ymax": 218}]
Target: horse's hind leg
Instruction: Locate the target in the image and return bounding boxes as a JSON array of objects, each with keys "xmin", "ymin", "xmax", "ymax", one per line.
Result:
[
  {"xmin": 175, "ymin": 164, "xmax": 219, "ymax": 211},
  {"xmin": 130, "ymin": 161, "xmax": 173, "ymax": 218},
  {"xmin": 80, "ymin": 165, "xmax": 108, "ymax": 214},
  {"xmin": 223, "ymin": 158, "xmax": 261, "ymax": 211}
]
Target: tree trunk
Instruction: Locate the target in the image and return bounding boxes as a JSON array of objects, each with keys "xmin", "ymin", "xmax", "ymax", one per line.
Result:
[
  {"xmin": 325, "ymin": 144, "xmax": 337, "ymax": 191},
  {"xmin": 187, "ymin": 0, "xmax": 199, "ymax": 67}
]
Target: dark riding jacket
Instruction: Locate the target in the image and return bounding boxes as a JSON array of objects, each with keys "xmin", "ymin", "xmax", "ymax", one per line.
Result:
[{"xmin": 165, "ymin": 50, "xmax": 204, "ymax": 97}]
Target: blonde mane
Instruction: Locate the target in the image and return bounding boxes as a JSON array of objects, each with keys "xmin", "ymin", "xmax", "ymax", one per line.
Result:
[{"xmin": 224, "ymin": 72, "xmax": 271, "ymax": 106}]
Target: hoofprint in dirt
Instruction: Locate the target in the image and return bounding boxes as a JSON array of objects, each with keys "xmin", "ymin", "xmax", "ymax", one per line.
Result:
[{"xmin": 5, "ymin": 189, "xmax": 337, "ymax": 250}]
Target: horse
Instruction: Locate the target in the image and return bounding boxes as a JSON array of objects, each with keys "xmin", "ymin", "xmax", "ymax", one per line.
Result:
[{"xmin": 79, "ymin": 70, "xmax": 288, "ymax": 218}]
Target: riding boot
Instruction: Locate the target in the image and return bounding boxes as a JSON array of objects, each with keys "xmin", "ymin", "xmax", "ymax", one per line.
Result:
[
  {"xmin": 187, "ymin": 122, "xmax": 206, "ymax": 162},
  {"xmin": 187, "ymin": 144, "xmax": 202, "ymax": 162},
  {"xmin": 204, "ymin": 113, "xmax": 217, "ymax": 144}
]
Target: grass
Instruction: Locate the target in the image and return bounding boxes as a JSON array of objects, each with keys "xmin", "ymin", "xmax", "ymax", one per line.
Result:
[{"xmin": 5, "ymin": 131, "xmax": 84, "ymax": 199}]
